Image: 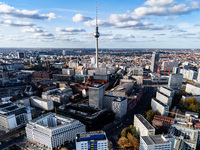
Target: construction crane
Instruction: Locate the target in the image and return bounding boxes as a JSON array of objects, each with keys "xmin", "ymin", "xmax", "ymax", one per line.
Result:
[
  {"xmin": 156, "ymin": 61, "xmax": 161, "ymax": 76},
  {"xmin": 165, "ymin": 111, "xmax": 200, "ymax": 128},
  {"xmin": 164, "ymin": 63, "xmax": 167, "ymax": 76}
]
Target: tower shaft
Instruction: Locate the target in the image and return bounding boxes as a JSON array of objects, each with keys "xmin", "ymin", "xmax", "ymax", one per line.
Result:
[{"xmin": 96, "ymin": 38, "xmax": 99, "ymax": 68}]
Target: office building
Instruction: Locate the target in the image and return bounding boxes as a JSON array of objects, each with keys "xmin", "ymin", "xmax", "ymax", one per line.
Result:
[
  {"xmin": 173, "ymin": 67, "xmax": 181, "ymax": 74},
  {"xmin": 134, "ymin": 114, "xmax": 155, "ymax": 136},
  {"xmin": 140, "ymin": 135, "xmax": 172, "ymax": 150},
  {"xmin": 26, "ymin": 113, "xmax": 86, "ymax": 150},
  {"xmin": 150, "ymin": 52, "xmax": 159, "ymax": 73},
  {"xmin": 89, "ymin": 84, "xmax": 105, "ymax": 108},
  {"xmin": 112, "ymin": 97, "xmax": 127, "ymax": 118},
  {"xmin": 76, "ymin": 131, "xmax": 108, "ymax": 150},
  {"xmin": 30, "ymin": 96, "xmax": 54, "ymax": 111},
  {"xmin": 42, "ymin": 87, "xmax": 73, "ymax": 104},
  {"xmin": 113, "ymin": 83, "xmax": 134, "ymax": 97},
  {"xmin": 0, "ymin": 102, "xmax": 32, "ymax": 129},
  {"xmin": 168, "ymin": 73, "xmax": 183, "ymax": 89},
  {"xmin": 151, "ymin": 98, "xmax": 169, "ymax": 116}
]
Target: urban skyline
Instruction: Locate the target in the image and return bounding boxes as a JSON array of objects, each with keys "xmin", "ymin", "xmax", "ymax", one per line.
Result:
[{"xmin": 0, "ymin": 0, "xmax": 200, "ymax": 48}]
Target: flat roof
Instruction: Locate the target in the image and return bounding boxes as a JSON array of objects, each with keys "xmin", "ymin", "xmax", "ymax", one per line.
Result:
[
  {"xmin": 77, "ymin": 131, "xmax": 106, "ymax": 142},
  {"xmin": 152, "ymin": 98, "xmax": 168, "ymax": 107},
  {"xmin": 142, "ymin": 135, "xmax": 170, "ymax": 145},
  {"xmin": 135, "ymin": 114, "xmax": 155, "ymax": 130},
  {"xmin": 162, "ymin": 86, "xmax": 174, "ymax": 92}
]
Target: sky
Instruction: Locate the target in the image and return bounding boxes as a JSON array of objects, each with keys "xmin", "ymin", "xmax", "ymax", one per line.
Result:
[{"xmin": 0, "ymin": 0, "xmax": 200, "ymax": 48}]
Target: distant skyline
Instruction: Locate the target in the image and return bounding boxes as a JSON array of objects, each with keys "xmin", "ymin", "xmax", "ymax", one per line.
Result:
[{"xmin": 0, "ymin": 0, "xmax": 200, "ymax": 48}]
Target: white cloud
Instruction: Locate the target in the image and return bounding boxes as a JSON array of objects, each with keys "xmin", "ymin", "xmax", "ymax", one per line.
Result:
[
  {"xmin": 145, "ymin": 0, "xmax": 174, "ymax": 7},
  {"xmin": 56, "ymin": 27, "xmax": 85, "ymax": 32},
  {"xmin": 21, "ymin": 27, "xmax": 44, "ymax": 33},
  {"xmin": 73, "ymin": 14, "xmax": 92, "ymax": 22},
  {"xmin": 0, "ymin": 3, "xmax": 56, "ymax": 20},
  {"xmin": 0, "ymin": 20, "xmax": 35, "ymax": 27}
]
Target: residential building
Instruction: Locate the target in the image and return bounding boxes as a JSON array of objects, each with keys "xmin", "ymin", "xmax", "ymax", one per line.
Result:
[
  {"xmin": 185, "ymin": 83, "xmax": 200, "ymax": 95},
  {"xmin": 140, "ymin": 135, "xmax": 172, "ymax": 150},
  {"xmin": 76, "ymin": 131, "xmax": 108, "ymax": 150},
  {"xmin": 26, "ymin": 113, "xmax": 85, "ymax": 150},
  {"xmin": 134, "ymin": 114, "xmax": 155, "ymax": 136},
  {"xmin": 156, "ymin": 91, "xmax": 173, "ymax": 107},
  {"xmin": 151, "ymin": 98, "xmax": 169, "ymax": 116},
  {"xmin": 159, "ymin": 86, "xmax": 174, "ymax": 98}
]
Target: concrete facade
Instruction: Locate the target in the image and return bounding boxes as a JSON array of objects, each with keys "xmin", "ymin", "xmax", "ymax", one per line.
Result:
[
  {"xmin": 89, "ymin": 84, "xmax": 105, "ymax": 109},
  {"xmin": 168, "ymin": 73, "xmax": 183, "ymax": 89},
  {"xmin": 156, "ymin": 91, "xmax": 173, "ymax": 107},
  {"xmin": 112, "ymin": 97, "xmax": 127, "ymax": 118},
  {"xmin": 134, "ymin": 114, "xmax": 155, "ymax": 137},
  {"xmin": 26, "ymin": 113, "xmax": 86, "ymax": 150},
  {"xmin": 151, "ymin": 98, "xmax": 169, "ymax": 116},
  {"xmin": 185, "ymin": 83, "xmax": 200, "ymax": 95},
  {"xmin": 140, "ymin": 135, "xmax": 172, "ymax": 150},
  {"xmin": 150, "ymin": 52, "xmax": 159, "ymax": 73}
]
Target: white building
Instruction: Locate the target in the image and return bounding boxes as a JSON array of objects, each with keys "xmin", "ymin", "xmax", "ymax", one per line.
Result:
[
  {"xmin": 91, "ymin": 57, "xmax": 96, "ymax": 64},
  {"xmin": 30, "ymin": 96, "xmax": 54, "ymax": 111},
  {"xmin": 159, "ymin": 86, "xmax": 174, "ymax": 98},
  {"xmin": 0, "ymin": 102, "xmax": 32, "ymax": 129},
  {"xmin": 140, "ymin": 135, "xmax": 172, "ymax": 150},
  {"xmin": 134, "ymin": 114, "xmax": 155, "ymax": 137},
  {"xmin": 151, "ymin": 98, "xmax": 169, "ymax": 116},
  {"xmin": 156, "ymin": 91, "xmax": 172, "ymax": 107},
  {"xmin": 185, "ymin": 83, "xmax": 200, "ymax": 95},
  {"xmin": 168, "ymin": 73, "xmax": 183, "ymax": 89},
  {"xmin": 112, "ymin": 97, "xmax": 127, "ymax": 118},
  {"xmin": 76, "ymin": 131, "xmax": 108, "ymax": 150},
  {"xmin": 26, "ymin": 113, "xmax": 85, "ymax": 150}
]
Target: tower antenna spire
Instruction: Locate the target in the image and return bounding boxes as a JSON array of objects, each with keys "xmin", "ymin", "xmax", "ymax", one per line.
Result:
[
  {"xmin": 96, "ymin": 0, "xmax": 98, "ymax": 27},
  {"xmin": 94, "ymin": 0, "xmax": 100, "ymax": 68}
]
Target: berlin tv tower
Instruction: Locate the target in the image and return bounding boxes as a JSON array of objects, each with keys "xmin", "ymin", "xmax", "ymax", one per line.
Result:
[{"xmin": 94, "ymin": 0, "xmax": 100, "ymax": 68}]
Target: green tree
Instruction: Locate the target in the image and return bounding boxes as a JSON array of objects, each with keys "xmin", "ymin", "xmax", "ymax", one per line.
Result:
[
  {"xmin": 146, "ymin": 110, "xmax": 155, "ymax": 122},
  {"xmin": 189, "ymin": 104, "xmax": 200, "ymax": 113}
]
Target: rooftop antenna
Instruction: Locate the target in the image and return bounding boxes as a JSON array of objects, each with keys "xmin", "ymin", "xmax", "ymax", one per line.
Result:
[{"xmin": 94, "ymin": 0, "xmax": 100, "ymax": 68}]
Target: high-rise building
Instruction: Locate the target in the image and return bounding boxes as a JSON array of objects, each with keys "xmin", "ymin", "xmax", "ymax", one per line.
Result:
[
  {"xmin": 112, "ymin": 97, "xmax": 127, "ymax": 118},
  {"xmin": 89, "ymin": 84, "xmax": 105, "ymax": 108},
  {"xmin": 62, "ymin": 50, "xmax": 67, "ymax": 56},
  {"xmin": 76, "ymin": 131, "xmax": 108, "ymax": 150},
  {"xmin": 140, "ymin": 135, "xmax": 172, "ymax": 150},
  {"xmin": 168, "ymin": 73, "xmax": 183, "ymax": 89},
  {"xmin": 150, "ymin": 52, "xmax": 159, "ymax": 73},
  {"xmin": 26, "ymin": 113, "xmax": 86, "ymax": 150}
]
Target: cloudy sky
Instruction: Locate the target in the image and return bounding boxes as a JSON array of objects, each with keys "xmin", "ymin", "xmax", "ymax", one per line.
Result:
[{"xmin": 0, "ymin": 0, "xmax": 200, "ymax": 48}]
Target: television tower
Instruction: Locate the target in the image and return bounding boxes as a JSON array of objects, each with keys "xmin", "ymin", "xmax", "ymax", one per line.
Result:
[{"xmin": 94, "ymin": 0, "xmax": 100, "ymax": 68}]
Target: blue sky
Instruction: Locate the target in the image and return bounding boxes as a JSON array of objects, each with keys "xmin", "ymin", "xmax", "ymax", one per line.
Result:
[{"xmin": 0, "ymin": 0, "xmax": 200, "ymax": 48}]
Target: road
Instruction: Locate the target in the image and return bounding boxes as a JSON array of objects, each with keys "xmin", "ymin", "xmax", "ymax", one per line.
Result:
[{"xmin": 105, "ymin": 86, "xmax": 157, "ymax": 149}]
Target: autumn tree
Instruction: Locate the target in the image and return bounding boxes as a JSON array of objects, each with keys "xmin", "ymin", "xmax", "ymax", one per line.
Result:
[
  {"xmin": 187, "ymin": 98, "xmax": 197, "ymax": 105},
  {"xmin": 127, "ymin": 132, "xmax": 139, "ymax": 150},
  {"xmin": 118, "ymin": 137, "xmax": 129, "ymax": 148},
  {"xmin": 146, "ymin": 110, "xmax": 155, "ymax": 123}
]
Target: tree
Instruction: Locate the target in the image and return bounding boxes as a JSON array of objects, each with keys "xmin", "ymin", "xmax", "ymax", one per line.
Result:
[
  {"xmin": 127, "ymin": 132, "xmax": 139, "ymax": 149},
  {"xmin": 146, "ymin": 110, "xmax": 155, "ymax": 122},
  {"xmin": 189, "ymin": 104, "xmax": 200, "ymax": 113},
  {"xmin": 187, "ymin": 98, "xmax": 197, "ymax": 105},
  {"xmin": 118, "ymin": 137, "xmax": 129, "ymax": 148},
  {"xmin": 121, "ymin": 128, "xmax": 127, "ymax": 137}
]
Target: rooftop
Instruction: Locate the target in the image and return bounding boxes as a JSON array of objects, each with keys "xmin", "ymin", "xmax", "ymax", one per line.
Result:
[
  {"xmin": 76, "ymin": 131, "xmax": 106, "ymax": 142},
  {"xmin": 142, "ymin": 135, "xmax": 170, "ymax": 145},
  {"xmin": 30, "ymin": 113, "xmax": 77, "ymax": 129},
  {"xmin": 135, "ymin": 114, "xmax": 155, "ymax": 130}
]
